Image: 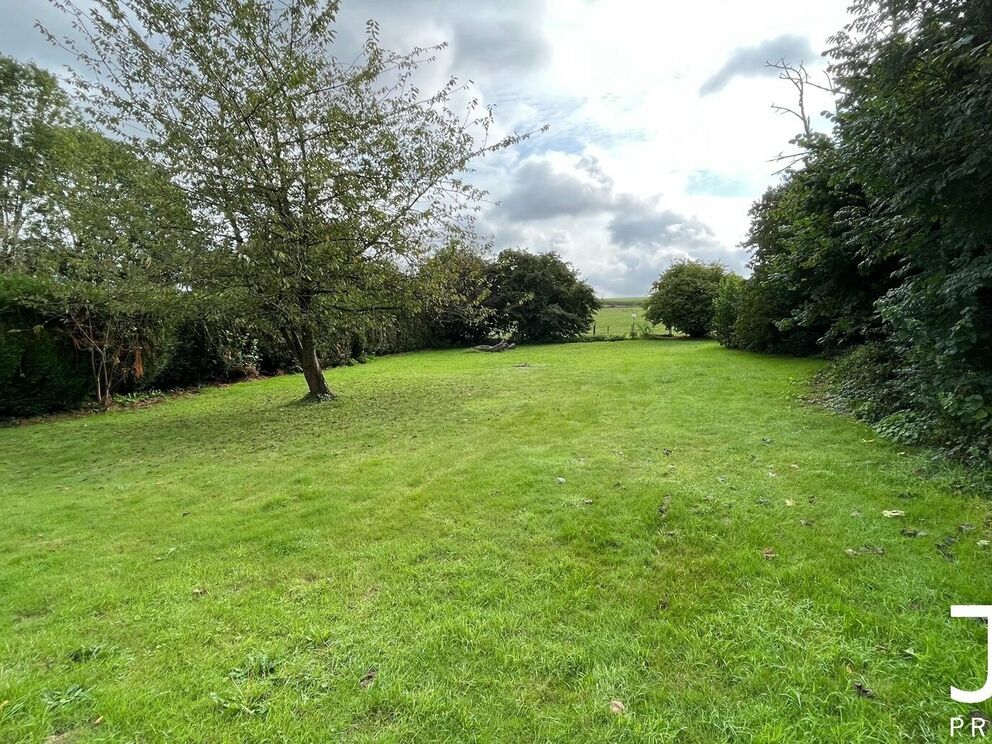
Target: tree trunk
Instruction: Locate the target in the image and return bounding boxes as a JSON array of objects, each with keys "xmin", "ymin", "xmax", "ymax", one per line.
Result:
[
  {"xmin": 284, "ymin": 326, "xmax": 335, "ymax": 400},
  {"xmin": 91, "ymin": 349, "xmax": 113, "ymax": 408}
]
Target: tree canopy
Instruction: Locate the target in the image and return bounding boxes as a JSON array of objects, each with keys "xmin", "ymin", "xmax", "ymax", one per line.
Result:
[
  {"xmin": 644, "ymin": 260, "xmax": 726, "ymax": 338},
  {"xmin": 718, "ymin": 0, "xmax": 992, "ymax": 460},
  {"xmin": 485, "ymin": 250, "xmax": 600, "ymax": 343},
  {"xmin": 0, "ymin": 55, "xmax": 71, "ymax": 265}
]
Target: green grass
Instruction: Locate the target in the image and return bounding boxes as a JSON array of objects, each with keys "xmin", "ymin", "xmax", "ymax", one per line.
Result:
[
  {"xmin": 589, "ymin": 298, "xmax": 661, "ymax": 337},
  {"xmin": 1, "ymin": 341, "xmax": 990, "ymax": 742},
  {"xmin": 599, "ymin": 297, "xmax": 647, "ymax": 307}
]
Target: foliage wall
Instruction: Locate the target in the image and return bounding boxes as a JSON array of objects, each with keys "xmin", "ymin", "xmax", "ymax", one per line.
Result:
[{"xmin": 716, "ymin": 0, "xmax": 992, "ymax": 461}]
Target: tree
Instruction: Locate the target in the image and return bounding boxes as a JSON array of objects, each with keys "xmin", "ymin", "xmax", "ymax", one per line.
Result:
[
  {"xmin": 740, "ymin": 142, "xmax": 899, "ymax": 356},
  {"xmin": 1, "ymin": 55, "xmax": 196, "ymax": 409},
  {"xmin": 712, "ymin": 273, "xmax": 745, "ymax": 347},
  {"xmin": 16, "ymin": 126, "xmax": 194, "ymax": 405},
  {"xmin": 828, "ymin": 0, "xmax": 992, "ymax": 456},
  {"xmin": 0, "ymin": 56, "xmax": 72, "ymax": 265},
  {"xmin": 47, "ymin": 0, "xmax": 535, "ymax": 399},
  {"xmin": 485, "ymin": 250, "xmax": 599, "ymax": 343},
  {"xmin": 643, "ymin": 260, "xmax": 725, "ymax": 338},
  {"xmin": 732, "ymin": 0, "xmax": 992, "ymax": 458},
  {"xmin": 418, "ymin": 245, "xmax": 495, "ymax": 346}
]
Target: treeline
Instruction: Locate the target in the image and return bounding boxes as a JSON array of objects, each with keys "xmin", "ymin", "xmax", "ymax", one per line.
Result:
[
  {"xmin": 0, "ymin": 47, "xmax": 598, "ymax": 417},
  {"xmin": 0, "ymin": 0, "xmax": 600, "ymax": 411},
  {"xmin": 715, "ymin": 0, "xmax": 990, "ymax": 462}
]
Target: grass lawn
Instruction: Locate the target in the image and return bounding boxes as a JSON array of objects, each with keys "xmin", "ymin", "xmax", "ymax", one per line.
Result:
[{"xmin": 1, "ymin": 341, "xmax": 990, "ymax": 742}]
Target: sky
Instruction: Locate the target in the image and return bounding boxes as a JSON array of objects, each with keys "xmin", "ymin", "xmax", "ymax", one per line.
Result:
[{"xmin": 2, "ymin": 0, "xmax": 850, "ymax": 296}]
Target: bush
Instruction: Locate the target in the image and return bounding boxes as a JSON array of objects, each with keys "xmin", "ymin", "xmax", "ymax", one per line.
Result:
[
  {"xmin": 644, "ymin": 260, "xmax": 725, "ymax": 338},
  {"xmin": 814, "ymin": 343, "xmax": 990, "ymax": 464},
  {"xmin": 729, "ymin": 0, "xmax": 992, "ymax": 460},
  {"xmin": 485, "ymin": 250, "xmax": 600, "ymax": 343},
  {"xmin": 727, "ymin": 278, "xmax": 821, "ymax": 355},
  {"xmin": 0, "ymin": 276, "xmax": 92, "ymax": 416},
  {"xmin": 0, "ymin": 325, "xmax": 92, "ymax": 417},
  {"xmin": 577, "ymin": 334, "xmax": 628, "ymax": 343},
  {"xmin": 712, "ymin": 274, "xmax": 745, "ymax": 347},
  {"xmin": 418, "ymin": 246, "xmax": 495, "ymax": 346},
  {"xmin": 153, "ymin": 319, "xmax": 262, "ymax": 389}
]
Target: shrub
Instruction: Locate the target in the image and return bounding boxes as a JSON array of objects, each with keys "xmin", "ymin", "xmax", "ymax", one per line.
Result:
[
  {"xmin": 154, "ymin": 319, "xmax": 262, "ymax": 389},
  {"xmin": 712, "ymin": 274, "xmax": 745, "ymax": 347},
  {"xmin": 733, "ymin": 0, "xmax": 992, "ymax": 460},
  {"xmin": 0, "ymin": 325, "xmax": 92, "ymax": 417},
  {"xmin": 577, "ymin": 334, "xmax": 628, "ymax": 343},
  {"xmin": 418, "ymin": 245, "xmax": 495, "ymax": 346},
  {"xmin": 814, "ymin": 343, "xmax": 990, "ymax": 465},
  {"xmin": 0, "ymin": 275, "xmax": 92, "ymax": 416}
]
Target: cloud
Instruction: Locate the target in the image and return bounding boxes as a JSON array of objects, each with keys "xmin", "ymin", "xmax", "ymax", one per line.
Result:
[
  {"xmin": 699, "ymin": 34, "xmax": 817, "ymax": 95},
  {"xmin": 498, "ymin": 154, "xmax": 615, "ymax": 221},
  {"xmin": 0, "ymin": 0, "xmax": 88, "ymax": 73},
  {"xmin": 330, "ymin": 0, "xmax": 552, "ymax": 81},
  {"xmin": 2, "ymin": 0, "xmax": 849, "ymax": 297},
  {"xmin": 607, "ymin": 195, "xmax": 720, "ymax": 250},
  {"xmin": 485, "ymin": 153, "xmax": 749, "ymax": 296},
  {"xmin": 452, "ymin": 16, "xmax": 550, "ymax": 76}
]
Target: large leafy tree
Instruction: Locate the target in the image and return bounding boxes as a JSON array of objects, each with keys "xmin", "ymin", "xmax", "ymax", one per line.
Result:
[
  {"xmin": 728, "ymin": 0, "xmax": 991, "ymax": 457},
  {"xmin": 643, "ymin": 259, "xmax": 725, "ymax": 338},
  {"xmin": 0, "ymin": 56, "xmax": 192, "ymax": 407},
  {"xmin": 741, "ymin": 142, "xmax": 899, "ymax": 354},
  {"xmin": 47, "ymin": 0, "xmax": 532, "ymax": 399},
  {"xmin": 485, "ymin": 250, "xmax": 600, "ymax": 343},
  {"xmin": 0, "ymin": 56, "xmax": 71, "ymax": 264},
  {"xmin": 417, "ymin": 244, "xmax": 495, "ymax": 346}
]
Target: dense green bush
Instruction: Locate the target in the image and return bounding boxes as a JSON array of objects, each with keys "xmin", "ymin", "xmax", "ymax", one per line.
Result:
[
  {"xmin": 741, "ymin": 146, "xmax": 897, "ymax": 354},
  {"xmin": 812, "ymin": 342, "xmax": 990, "ymax": 459},
  {"xmin": 0, "ymin": 326, "xmax": 92, "ymax": 417},
  {"xmin": 577, "ymin": 334, "xmax": 628, "ymax": 343},
  {"xmin": 418, "ymin": 246, "xmax": 495, "ymax": 347},
  {"xmin": 711, "ymin": 274, "xmax": 745, "ymax": 347},
  {"xmin": 828, "ymin": 0, "xmax": 992, "ymax": 461},
  {"xmin": 328, "ymin": 314, "xmax": 435, "ymax": 365},
  {"xmin": 154, "ymin": 319, "xmax": 263, "ymax": 389},
  {"xmin": 485, "ymin": 250, "xmax": 600, "ymax": 343},
  {"xmin": 0, "ymin": 276, "xmax": 92, "ymax": 416},
  {"xmin": 729, "ymin": 277, "xmax": 824, "ymax": 356},
  {"xmin": 644, "ymin": 260, "xmax": 725, "ymax": 338}
]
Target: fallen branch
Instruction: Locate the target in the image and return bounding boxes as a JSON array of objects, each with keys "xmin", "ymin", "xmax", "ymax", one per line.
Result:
[{"xmin": 470, "ymin": 340, "xmax": 516, "ymax": 353}]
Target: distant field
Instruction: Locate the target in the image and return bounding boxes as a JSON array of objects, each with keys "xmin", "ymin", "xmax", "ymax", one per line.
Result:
[
  {"xmin": 589, "ymin": 297, "xmax": 664, "ymax": 336},
  {"xmin": 599, "ymin": 297, "xmax": 647, "ymax": 307}
]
